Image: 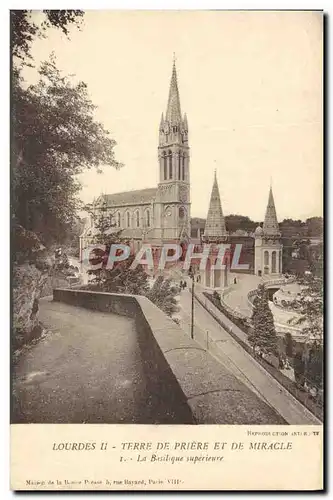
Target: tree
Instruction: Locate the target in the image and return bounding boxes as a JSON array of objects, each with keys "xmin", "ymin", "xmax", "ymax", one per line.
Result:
[
  {"xmin": 86, "ymin": 208, "xmax": 178, "ymax": 314},
  {"xmin": 225, "ymin": 214, "xmax": 257, "ymax": 234},
  {"xmin": 12, "ymin": 58, "xmax": 123, "ymax": 250},
  {"xmin": 305, "ymin": 342, "xmax": 323, "ymax": 395},
  {"xmin": 288, "ymin": 273, "xmax": 323, "ymax": 394},
  {"xmin": 147, "ymin": 276, "xmax": 179, "ymax": 317},
  {"xmin": 248, "ymin": 284, "xmax": 278, "ymax": 356},
  {"xmin": 84, "ymin": 203, "xmax": 149, "ymax": 295},
  {"xmin": 284, "ymin": 333, "xmax": 294, "ymax": 358},
  {"xmin": 293, "ymin": 350, "xmax": 306, "ymax": 388},
  {"xmin": 306, "ymin": 217, "xmax": 323, "ymax": 239},
  {"xmin": 11, "ymin": 10, "xmax": 83, "ymax": 64},
  {"xmin": 288, "ymin": 273, "xmax": 323, "ymax": 342}
]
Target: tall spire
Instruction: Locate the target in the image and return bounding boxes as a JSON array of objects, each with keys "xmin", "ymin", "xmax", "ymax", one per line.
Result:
[
  {"xmin": 166, "ymin": 57, "xmax": 182, "ymax": 124},
  {"xmin": 204, "ymin": 171, "xmax": 227, "ymax": 239},
  {"xmin": 263, "ymin": 186, "xmax": 280, "ymax": 235}
]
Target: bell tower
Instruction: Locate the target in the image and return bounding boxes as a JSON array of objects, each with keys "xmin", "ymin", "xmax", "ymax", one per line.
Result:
[
  {"xmin": 156, "ymin": 56, "xmax": 191, "ymax": 242},
  {"xmin": 254, "ymin": 185, "xmax": 283, "ymax": 276}
]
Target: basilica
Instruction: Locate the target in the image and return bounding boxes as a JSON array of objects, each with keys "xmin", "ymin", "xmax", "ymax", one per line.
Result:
[
  {"xmin": 80, "ymin": 59, "xmax": 283, "ymax": 285},
  {"xmin": 81, "ymin": 59, "xmax": 190, "ymax": 254}
]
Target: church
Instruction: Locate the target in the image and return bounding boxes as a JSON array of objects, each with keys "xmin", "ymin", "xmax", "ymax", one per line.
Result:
[
  {"xmin": 80, "ymin": 58, "xmax": 191, "ymax": 254},
  {"xmin": 80, "ymin": 59, "xmax": 283, "ymax": 285}
]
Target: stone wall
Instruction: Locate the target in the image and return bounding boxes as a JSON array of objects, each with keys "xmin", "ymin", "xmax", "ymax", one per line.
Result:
[
  {"xmin": 53, "ymin": 288, "xmax": 285, "ymax": 425},
  {"xmin": 13, "ymin": 264, "xmax": 48, "ymax": 349}
]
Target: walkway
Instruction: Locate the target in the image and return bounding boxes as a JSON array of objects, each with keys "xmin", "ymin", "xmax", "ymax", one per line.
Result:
[
  {"xmin": 223, "ymin": 273, "xmax": 302, "ymax": 333},
  {"xmin": 12, "ymin": 298, "xmax": 186, "ymax": 424},
  {"xmin": 177, "ymin": 285, "xmax": 321, "ymax": 425}
]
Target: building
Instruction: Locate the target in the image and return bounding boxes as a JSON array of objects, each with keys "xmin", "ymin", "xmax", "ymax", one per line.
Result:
[
  {"xmin": 80, "ymin": 59, "xmax": 284, "ymax": 282},
  {"xmin": 80, "ymin": 58, "xmax": 190, "ymax": 256},
  {"xmin": 254, "ymin": 186, "xmax": 283, "ymax": 276},
  {"xmin": 200, "ymin": 171, "xmax": 230, "ymax": 289}
]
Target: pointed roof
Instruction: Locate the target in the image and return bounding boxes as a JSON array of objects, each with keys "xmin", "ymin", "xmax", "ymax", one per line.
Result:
[
  {"xmin": 166, "ymin": 59, "xmax": 182, "ymax": 124},
  {"xmin": 204, "ymin": 171, "xmax": 227, "ymax": 239},
  {"xmin": 263, "ymin": 186, "xmax": 280, "ymax": 235}
]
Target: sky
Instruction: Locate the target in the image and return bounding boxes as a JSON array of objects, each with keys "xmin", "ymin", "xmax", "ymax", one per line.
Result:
[{"xmin": 24, "ymin": 10, "xmax": 323, "ymax": 221}]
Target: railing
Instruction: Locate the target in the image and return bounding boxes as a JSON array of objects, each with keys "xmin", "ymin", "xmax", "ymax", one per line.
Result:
[{"xmin": 247, "ymin": 276, "xmax": 296, "ymax": 310}]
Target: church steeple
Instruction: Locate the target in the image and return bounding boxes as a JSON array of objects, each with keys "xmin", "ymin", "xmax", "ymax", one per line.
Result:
[
  {"xmin": 263, "ymin": 186, "xmax": 280, "ymax": 236},
  {"xmin": 156, "ymin": 58, "xmax": 191, "ymax": 243},
  {"xmin": 204, "ymin": 170, "xmax": 227, "ymax": 239},
  {"xmin": 158, "ymin": 57, "xmax": 189, "ymax": 185},
  {"xmin": 166, "ymin": 57, "xmax": 182, "ymax": 124}
]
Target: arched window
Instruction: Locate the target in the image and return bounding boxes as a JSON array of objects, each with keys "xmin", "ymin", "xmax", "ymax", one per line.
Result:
[
  {"xmin": 264, "ymin": 250, "xmax": 269, "ymax": 266},
  {"xmin": 163, "ymin": 152, "xmax": 167, "ymax": 180},
  {"xmin": 178, "ymin": 152, "xmax": 182, "ymax": 180},
  {"xmin": 168, "ymin": 150, "xmax": 172, "ymax": 179},
  {"xmin": 146, "ymin": 209, "xmax": 151, "ymax": 227},
  {"xmin": 117, "ymin": 212, "xmax": 121, "ymax": 227},
  {"xmin": 182, "ymin": 154, "xmax": 185, "ymax": 181},
  {"xmin": 126, "ymin": 211, "xmax": 131, "ymax": 228},
  {"xmin": 135, "ymin": 210, "xmax": 140, "ymax": 228},
  {"xmin": 271, "ymin": 251, "xmax": 277, "ymax": 273}
]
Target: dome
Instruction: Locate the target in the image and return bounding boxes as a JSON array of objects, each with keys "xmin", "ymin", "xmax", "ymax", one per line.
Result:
[{"xmin": 255, "ymin": 226, "xmax": 263, "ymax": 236}]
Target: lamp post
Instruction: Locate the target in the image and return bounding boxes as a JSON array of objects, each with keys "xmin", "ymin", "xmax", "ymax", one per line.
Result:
[{"xmin": 189, "ymin": 265, "xmax": 195, "ymax": 340}]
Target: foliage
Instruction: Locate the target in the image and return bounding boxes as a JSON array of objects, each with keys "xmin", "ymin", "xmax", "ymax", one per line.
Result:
[
  {"xmin": 284, "ymin": 333, "xmax": 294, "ymax": 358},
  {"xmin": 248, "ymin": 284, "xmax": 278, "ymax": 356},
  {"xmin": 225, "ymin": 214, "xmax": 258, "ymax": 234},
  {"xmin": 12, "ymin": 59, "xmax": 122, "ymax": 249},
  {"xmin": 147, "ymin": 276, "xmax": 179, "ymax": 317},
  {"xmin": 13, "ymin": 224, "xmax": 45, "ymax": 264},
  {"xmin": 293, "ymin": 350, "xmax": 306, "ymax": 387},
  {"xmin": 89, "ymin": 254, "xmax": 150, "ymax": 296},
  {"xmin": 212, "ymin": 290, "xmax": 221, "ymax": 304},
  {"xmin": 288, "ymin": 273, "xmax": 323, "ymax": 342},
  {"xmin": 11, "ymin": 10, "xmax": 84, "ymax": 64},
  {"xmin": 84, "ymin": 205, "xmax": 148, "ymax": 295},
  {"xmin": 86, "ymin": 209, "xmax": 179, "ymax": 315},
  {"xmin": 305, "ymin": 217, "xmax": 323, "ymax": 239},
  {"xmin": 305, "ymin": 342, "xmax": 323, "ymax": 392}
]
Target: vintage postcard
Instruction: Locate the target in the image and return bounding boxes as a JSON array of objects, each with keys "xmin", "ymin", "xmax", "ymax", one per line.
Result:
[{"xmin": 11, "ymin": 10, "xmax": 323, "ymax": 491}]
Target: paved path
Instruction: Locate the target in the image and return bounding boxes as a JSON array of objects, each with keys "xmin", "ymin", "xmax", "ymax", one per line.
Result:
[
  {"xmin": 178, "ymin": 285, "xmax": 321, "ymax": 425},
  {"xmin": 223, "ymin": 274, "xmax": 302, "ymax": 330},
  {"xmin": 12, "ymin": 298, "xmax": 186, "ymax": 424}
]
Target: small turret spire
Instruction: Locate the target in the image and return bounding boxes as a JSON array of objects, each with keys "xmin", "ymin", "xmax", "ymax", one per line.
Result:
[
  {"xmin": 263, "ymin": 185, "xmax": 280, "ymax": 235},
  {"xmin": 204, "ymin": 170, "xmax": 227, "ymax": 239}
]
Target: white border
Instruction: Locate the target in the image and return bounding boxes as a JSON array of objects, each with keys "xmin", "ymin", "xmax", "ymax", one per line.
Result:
[{"xmin": 2, "ymin": 2, "xmax": 330, "ymax": 498}]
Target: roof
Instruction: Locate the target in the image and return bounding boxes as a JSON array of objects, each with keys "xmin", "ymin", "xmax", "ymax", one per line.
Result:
[
  {"xmin": 166, "ymin": 59, "xmax": 182, "ymax": 124},
  {"xmin": 99, "ymin": 188, "xmax": 157, "ymax": 207},
  {"xmin": 204, "ymin": 171, "xmax": 227, "ymax": 238},
  {"xmin": 263, "ymin": 186, "xmax": 280, "ymax": 236}
]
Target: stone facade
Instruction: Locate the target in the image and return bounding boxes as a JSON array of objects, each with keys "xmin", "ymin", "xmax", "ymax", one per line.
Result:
[
  {"xmin": 200, "ymin": 172, "xmax": 229, "ymax": 289},
  {"xmin": 254, "ymin": 186, "xmax": 283, "ymax": 276}
]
